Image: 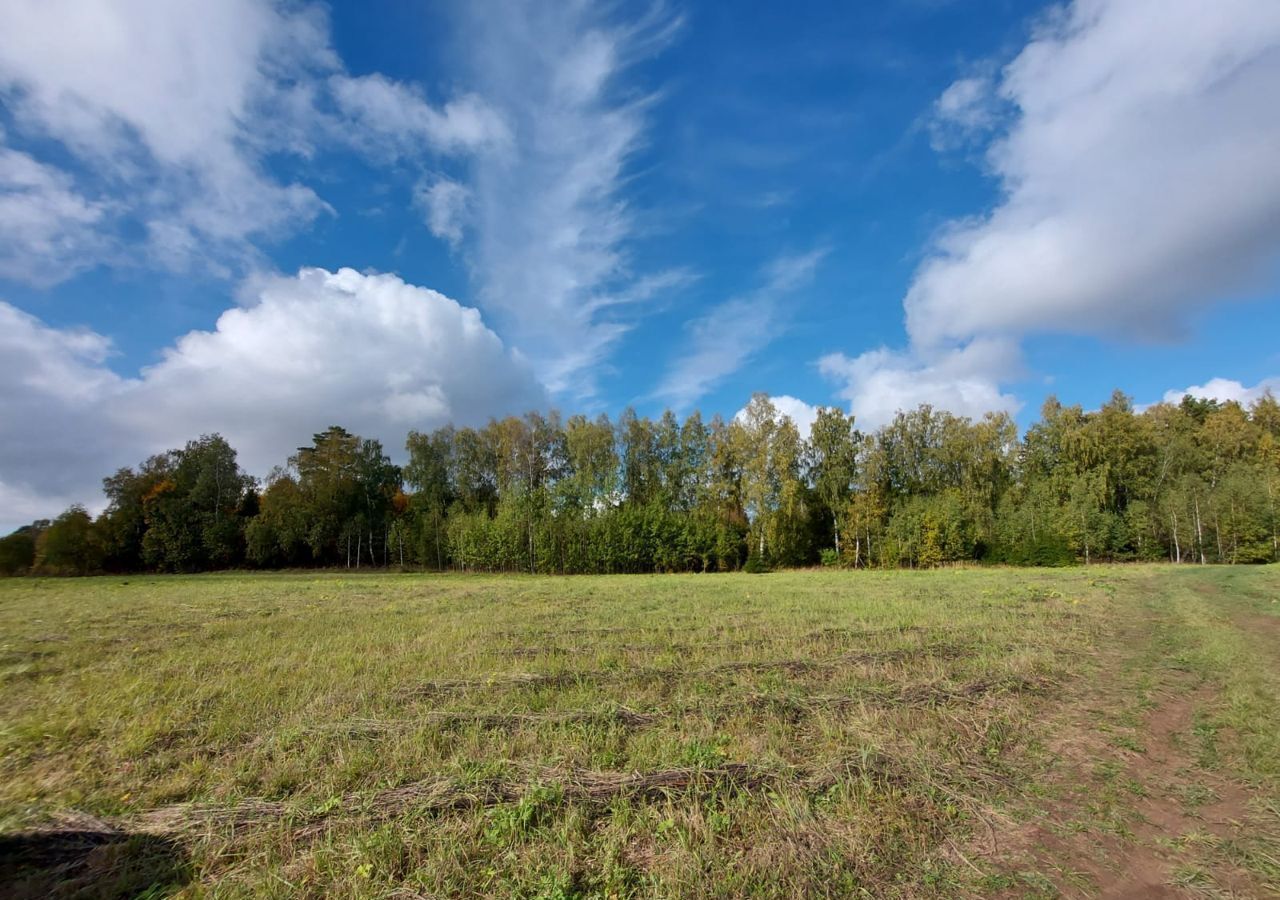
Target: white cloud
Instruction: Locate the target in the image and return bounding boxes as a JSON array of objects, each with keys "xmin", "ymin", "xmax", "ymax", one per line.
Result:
[
  {"xmin": 0, "ymin": 268, "xmax": 544, "ymax": 531},
  {"xmin": 825, "ymin": 0, "xmax": 1280, "ymax": 428},
  {"xmin": 928, "ymin": 75, "xmax": 998, "ymax": 150},
  {"xmin": 124, "ymin": 268, "xmax": 544, "ymax": 471},
  {"xmin": 653, "ymin": 250, "xmax": 826, "ymax": 410},
  {"xmin": 451, "ymin": 2, "xmax": 687, "ymax": 394},
  {"xmin": 415, "ymin": 176, "xmax": 471, "ymax": 248},
  {"xmin": 0, "ymin": 0, "xmax": 687, "ymax": 398},
  {"xmin": 1158, "ymin": 376, "xmax": 1280, "ymax": 408},
  {"xmin": 0, "ymin": 143, "xmax": 107, "ymax": 284},
  {"xmin": 0, "ymin": 0, "xmax": 513, "ymax": 282},
  {"xmin": 0, "ymin": 302, "xmax": 133, "ymax": 524},
  {"xmin": 819, "ymin": 339, "xmax": 1022, "ymax": 431},
  {"xmin": 735, "ymin": 395, "xmax": 821, "ymax": 440},
  {"xmin": 0, "ymin": 0, "xmax": 339, "ymax": 276},
  {"xmin": 908, "ymin": 0, "xmax": 1280, "ymax": 350},
  {"xmin": 330, "ymin": 74, "xmax": 510, "ymax": 158},
  {"xmin": 0, "ymin": 0, "xmax": 299, "ymax": 163}
]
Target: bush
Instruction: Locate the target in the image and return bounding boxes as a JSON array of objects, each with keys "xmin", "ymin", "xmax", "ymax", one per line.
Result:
[
  {"xmin": 743, "ymin": 554, "xmax": 771, "ymax": 574},
  {"xmin": 820, "ymin": 548, "xmax": 840, "ymax": 568},
  {"xmin": 0, "ymin": 529, "xmax": 37, "ymax": 575},
  {"xmin": 35, "ymin": 506, "xmax": 103, "ymax": 575}
]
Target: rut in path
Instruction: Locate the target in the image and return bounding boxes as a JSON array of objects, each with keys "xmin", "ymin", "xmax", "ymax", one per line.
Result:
[{"xmin": 982, "ymin": 602, "xmax": 1277, "ymax": 899}]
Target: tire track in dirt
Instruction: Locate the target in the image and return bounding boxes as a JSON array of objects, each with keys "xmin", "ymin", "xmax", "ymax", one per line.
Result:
[{"xmin": 981, "ymin": 599, "xmax": 1272, "ymax": 898}]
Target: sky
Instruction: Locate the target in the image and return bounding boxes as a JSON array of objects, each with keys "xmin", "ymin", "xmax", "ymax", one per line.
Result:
[{"xmin": 2, "ymin": 0, "xmax": 1280, "ymax": 531}]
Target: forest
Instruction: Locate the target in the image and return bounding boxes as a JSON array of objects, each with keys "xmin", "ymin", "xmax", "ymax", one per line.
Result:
[{"xmin": 3, "ymin": 390, "xmax": 1279, "ymax": 576}]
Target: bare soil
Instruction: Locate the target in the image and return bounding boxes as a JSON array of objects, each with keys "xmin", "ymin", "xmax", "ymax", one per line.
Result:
[{"xmin": 984, "ymin": 650, "xmax": 1271, "ymax": 896}]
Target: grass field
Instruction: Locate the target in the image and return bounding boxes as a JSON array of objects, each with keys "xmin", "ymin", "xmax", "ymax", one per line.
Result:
[{"xmin": 1, "ymin": 566, "xmax": 1278, "ymax": 898}]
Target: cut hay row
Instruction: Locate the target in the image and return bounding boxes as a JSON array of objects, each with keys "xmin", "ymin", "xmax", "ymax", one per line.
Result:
[
  {"xmin": 123, "ymin": 753, "xmax": 917, "ymax": 840},
  {"xmin": 409, "ymin": 640, "xmax": 983, "ymax": 697},
  {"xmin": 305, "ymin": 706, "xmax": 660, "ymax": 735},
  {"xmin": 319, "ymin": 674, "xmax": 1052, "ymax": 737},
  {"xmin": 491, "ymin": 622, "xmax": 945, "ymax": 642}
]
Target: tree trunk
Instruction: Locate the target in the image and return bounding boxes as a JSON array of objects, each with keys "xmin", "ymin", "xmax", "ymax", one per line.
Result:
[
  {"xmin": 434, "ymin": 510, "xmax": 443, "ymax": 571},
  {"xmin": 1171, "ymin": 511, "xmax": 1180, "ymax": 563},
  {"xmin": 833, "ymin": 515, "xmax": 840, "ymax": 557},
  {"xmin": 1194, "ymin": 496, "xmax": 1206, "ymax": 564},
  {"xmin": 1230, "ymin": 502, "xmax": 1239, "ymax": 565},
  {"xmin": 355, "ymin": 531, "xmax": 361, "ymax": 569},
  {"xmin": 1265, "ymin": 477, "xmax": 1278, "ymax": 561}
]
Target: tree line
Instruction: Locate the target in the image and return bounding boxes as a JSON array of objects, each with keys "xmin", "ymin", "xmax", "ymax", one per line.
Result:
[{"xmin": 3, "ymin": 390, "xmax": 1278, "ymax": 576}]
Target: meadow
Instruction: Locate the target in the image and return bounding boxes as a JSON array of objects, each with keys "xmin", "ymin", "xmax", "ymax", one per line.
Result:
[{"xmin": 1, "ymin": 566, "xmax": 1277, "ymax": 898}]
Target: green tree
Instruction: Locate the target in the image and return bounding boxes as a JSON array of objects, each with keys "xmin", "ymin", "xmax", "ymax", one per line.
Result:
[
  {"xmin": 0, "ymin": 524, "xmax": 42, "ymax": 575},
  {"xmin": 140, "ymin": 434, "xmax": 254, "ymax": 571},
  {"xmin": 35, "ymin": 506, "xmax": 102, "ymax": 575},
  {"xmin": 405, "ymin": 427, "xmax": 455, "ymax": 569},
  {"xmin": 806, "ymin": 406, "xmax": 859, "ymax": 556}
]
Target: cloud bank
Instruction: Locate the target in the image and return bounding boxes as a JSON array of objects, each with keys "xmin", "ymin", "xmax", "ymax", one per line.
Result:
[
  {"xmin": 820, "ymin": 339, "xmax": 1023, "ymax": 431},
  {"xmin": 1158, "ymin": 376, "xmax": 1280, "ymax": 408},
  {"xmin": 0, "ymin": 269, "xmax": 543, "ymax": 530},
  {"xmin": 734, "ymin": 395, "xmax": 822, "ymax": 441},
  {"xmin": 824, "ymin": 0, "xmax": 1280, "ymax": 428}
]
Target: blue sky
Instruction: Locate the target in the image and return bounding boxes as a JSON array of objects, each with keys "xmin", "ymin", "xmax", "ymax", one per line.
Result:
[{"xmin": 2, "ymin": 0, "xmax": 1279, "ymax": 528}]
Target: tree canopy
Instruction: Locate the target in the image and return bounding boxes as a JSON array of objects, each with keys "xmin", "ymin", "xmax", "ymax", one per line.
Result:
[{"xmin": 7, "ymin": 390, "xmax": 1279, "ymax": 575}]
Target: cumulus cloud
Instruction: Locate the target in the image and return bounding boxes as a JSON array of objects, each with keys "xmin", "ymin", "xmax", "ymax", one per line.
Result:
[
  {"xmin": 452, "ymin": 2, "xmax": 688, "ymax": 394},
  {"xmin": 820, "ymin": 339, "xmax": 1023, "ymax": 431},
  {"xmin": 0, "ymin": 268, "xmax": 544, "ymax": 531},
  {"xmin": 653, "ymin": 250, "xmax": 826, "ymax": 410},
  {"xmin": 1157, "ymin": 376, "xmax": 1280, "ymax": 407},
  {"xmin": 825, "ymin": 0, "xmax": 1280, "ymax": 428},
  {"xmin": 0, "ymin": 302, "xmax": 132, "ymax": 518},
  {"xmin": 0, "ymin": 0, "xmax": 509, "ymax": 281},
  {"xmin": 907, "ymin": 0, "xmax": 1280, "ymax": 350},
  {"xmin": 415, "ymin": 176, "xmax": 472, "ymax": 248},
  {"xmin": 0, "ymin": 0, "xmax": 339, "ymax": 275},
  {"xmin": 735, "ymin": 395, "xmax": 822, "ymax": 440}
]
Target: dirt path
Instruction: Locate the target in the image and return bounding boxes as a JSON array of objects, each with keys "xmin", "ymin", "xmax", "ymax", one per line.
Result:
[
  {"xmin": 981, "ymin": 591, "xmax": 1277, "ymax": 898},
  {"xmin": 987, "ymin": 685, "xmax": 1263, "ymax": 898}
]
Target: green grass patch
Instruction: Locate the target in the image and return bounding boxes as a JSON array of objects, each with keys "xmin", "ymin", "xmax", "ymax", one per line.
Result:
[{"xmin": 0, "ymin": 565, "xmax": 1276, "ymax": 897}]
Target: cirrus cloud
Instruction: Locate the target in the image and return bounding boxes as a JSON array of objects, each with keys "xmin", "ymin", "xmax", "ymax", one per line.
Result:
[{"xmin": 453, "ymin": 2, "xmax": 689, "ymax": 395}]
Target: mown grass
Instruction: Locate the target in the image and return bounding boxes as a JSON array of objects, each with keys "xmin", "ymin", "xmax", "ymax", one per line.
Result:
[{"xmin": 0, "ymin": 566, "xmax": 1275, "ymax": 898}]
